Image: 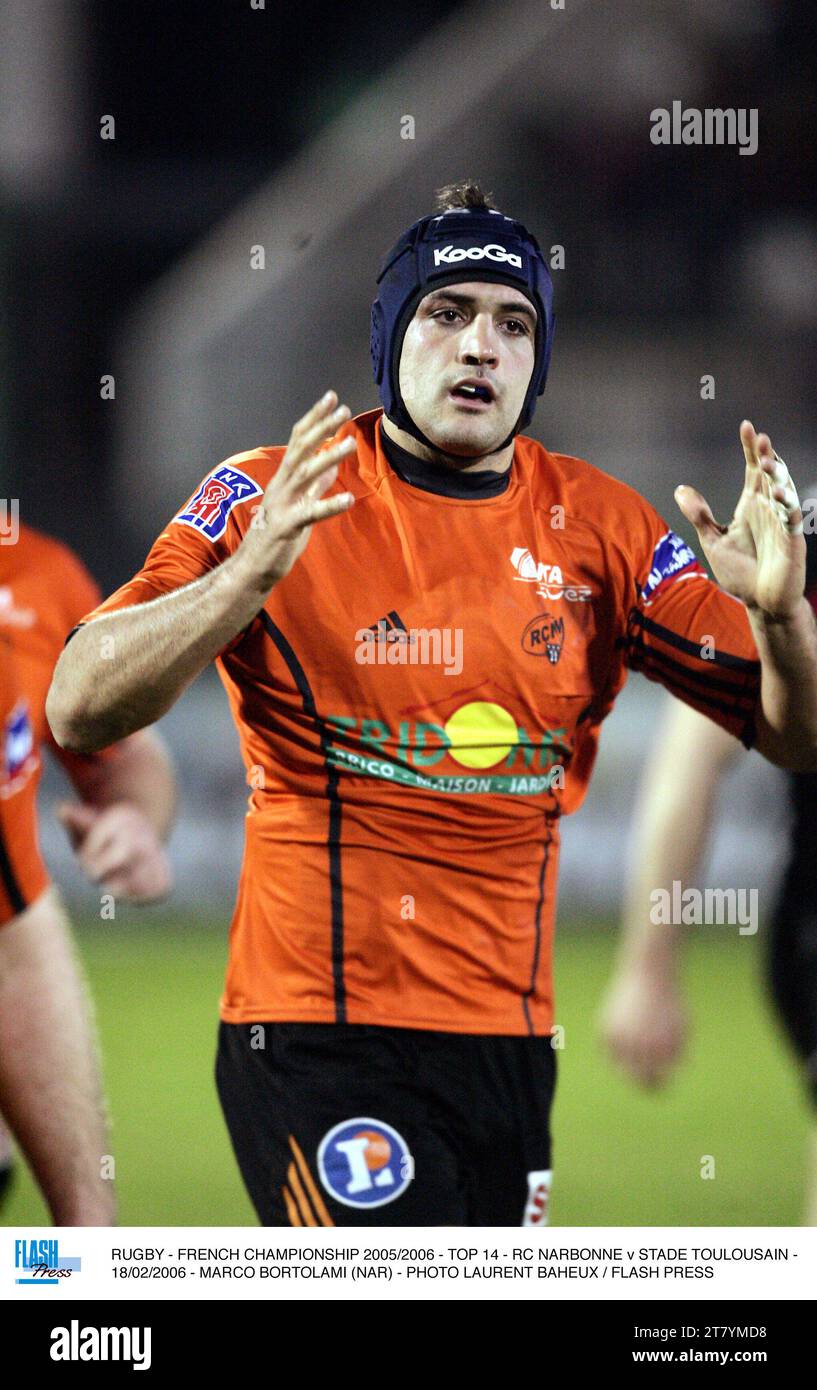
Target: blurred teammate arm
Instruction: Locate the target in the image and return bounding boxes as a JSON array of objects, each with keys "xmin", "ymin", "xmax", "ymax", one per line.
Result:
[
  {"xmin": 54, "ymin": 730, "xmax": 177, "ymax": 904},
  {"xmin": 47, "ymin": 393, "xmax": 355, "ymax": 754},
  {"xmin": 597, "ymin": 697, "xmax": 741, "ymax": 1087},
  {"xmin": 0, "ymin": 888, "xmax": 115, "ymax": 1225}
]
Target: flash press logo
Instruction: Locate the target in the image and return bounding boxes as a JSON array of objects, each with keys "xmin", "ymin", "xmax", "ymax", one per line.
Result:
[{"xmin": 14, "ymin": 1237, "xmax": 81, "ymax": 1285}]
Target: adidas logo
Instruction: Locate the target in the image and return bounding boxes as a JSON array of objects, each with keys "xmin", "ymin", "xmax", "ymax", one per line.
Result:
[
  {"xmin": 355, "ymin": 611, "xmax": 464, "ymax": 676},
  {"xmin": 361, "ymin": 610, "xmax": 414, "ymax": 644}
]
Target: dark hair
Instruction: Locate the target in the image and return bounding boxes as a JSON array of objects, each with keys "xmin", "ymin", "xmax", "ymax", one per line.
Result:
[{"xmin": 434, "ymin": 180, "xmax": 497, "ymax": 213}]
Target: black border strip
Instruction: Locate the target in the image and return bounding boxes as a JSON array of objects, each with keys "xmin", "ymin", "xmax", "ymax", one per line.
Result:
[
  {"xmin": 621, "ymin": 636, "xmax": 759, "ymax": 704},
  {"xmin": 632, "ymin": 650, "xmax": 757, "ymax": 724},
  {"xmin": 258, "ymin": 611, "xmax": 346, "ymax": 1022}
]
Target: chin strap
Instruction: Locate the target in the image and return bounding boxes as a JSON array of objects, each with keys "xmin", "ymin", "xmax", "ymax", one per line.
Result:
[{"xmin": 386, "ymin": 409, "xmax": 520, "ymax": 462}]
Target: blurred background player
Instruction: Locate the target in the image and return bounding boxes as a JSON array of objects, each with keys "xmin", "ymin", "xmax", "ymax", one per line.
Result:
[
  {"xmin": 599, "ymin": 514, "xmax": 817, "ymax": 1224},
  {"xmin": 0, "ymin": 522, "xmax": 176, "ymax": 1220},
  {"xmin": 0, "ymin": 637, "xmax": 112, "ymax": 1223},
  {"xmin": 47, "ymin": 185, "xmax": 817, "ymax": 1226}
]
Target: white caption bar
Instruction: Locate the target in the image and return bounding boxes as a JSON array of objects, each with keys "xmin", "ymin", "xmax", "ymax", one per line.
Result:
[{"xmin": 4, "ymin": 1227, "xmax": 816, "ymax": 1301}]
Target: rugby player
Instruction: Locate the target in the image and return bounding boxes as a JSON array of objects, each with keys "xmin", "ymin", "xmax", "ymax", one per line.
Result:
[
  {"xmin": 599, "ymin": 524, "xmax": 817, "ymax": 1223},
  {"xmin": 47, "ymin": 183, "xmax": 817, "ymax": 1226},
  {"xmin": 0, "ymin": 524, "xmax": 176, "ymax": 1222}
]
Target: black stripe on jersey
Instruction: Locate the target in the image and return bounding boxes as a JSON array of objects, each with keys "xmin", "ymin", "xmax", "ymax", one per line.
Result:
[
  {"xmin": 621, "ymin": 635, "xmax": 759, "ymax": 705},
  {"xmin": 805, "ymin": 529, "xmax": 817, "ymax": 593},
  {"xmin": 258, "ymin": 611, "xmax": 347, "ymax": 1023},
  {"xmin": 626, "ymin": 608, "xmax": 761, "ymax": 673},
  {"xmin": 522, "ymin": 823, "xmax": 554, "ymax": 1037},
  {"xmin": 632, "ymin": 649, "xmax": 757, "ymax": 730},
  {"xmin": 0, "ymin": 829, "xmax": 26, "ymax": 917}
]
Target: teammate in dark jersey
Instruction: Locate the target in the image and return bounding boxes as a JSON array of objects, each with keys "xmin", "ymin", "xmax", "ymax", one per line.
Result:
[
  {"xmin": 599, "ymin": 526, "xmax": 817, "ymax": 1223},
  {"xmin": 48, "ymin": 183, "xmax": 817, "ymax": 1226}
]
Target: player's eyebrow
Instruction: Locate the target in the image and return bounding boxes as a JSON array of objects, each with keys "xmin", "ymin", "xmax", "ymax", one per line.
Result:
[{"xmin": 424, "ymin": 289, "xmax": 537, "ymax": 326}]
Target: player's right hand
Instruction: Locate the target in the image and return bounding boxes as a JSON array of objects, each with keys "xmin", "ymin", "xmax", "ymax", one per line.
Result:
[
  {"xmin": 597, "ymin": 966, "xmax": 689, "ymax": 1089},
  {"xmin": 239, "ymin": 390, "xmax": 356, "ymax": 586}
]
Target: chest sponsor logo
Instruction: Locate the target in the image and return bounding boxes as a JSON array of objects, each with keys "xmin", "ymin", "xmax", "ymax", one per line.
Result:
[
  {"xmin": 640, "ymin": 530, "xmax": 703, "ymax": 605},
  {"xmin": 318, "ymin": 1118, "xmax": 413, "ymax": 1210},
  {"xmin": 325, "ymin": 700, "xmax": 570, "ymax": 796},
  {"xmin": 510, "ymin": 548, "xmax": 593, "ymax": 602},
  {"xmin": 522, "ymin": 612, "xmax": 564, "ymax": 663},
  {"xmin": 174, "ymin": 466, "xmax": 262, "ymax": 542}
]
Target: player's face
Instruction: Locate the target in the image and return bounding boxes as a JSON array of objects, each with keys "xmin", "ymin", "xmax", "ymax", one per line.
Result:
[{"xmin": 398, "ymin": 282, "xmax": 536, "ymax": 458}]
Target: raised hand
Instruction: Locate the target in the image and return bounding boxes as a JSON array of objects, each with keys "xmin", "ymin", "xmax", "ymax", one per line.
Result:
[
  {"xmin": 240, "ymin": 390, "xmax": 356, "ymax": 586},
  {"xmin": 674, "ymin": 420, "xmax": 805, "ymax": 620}
]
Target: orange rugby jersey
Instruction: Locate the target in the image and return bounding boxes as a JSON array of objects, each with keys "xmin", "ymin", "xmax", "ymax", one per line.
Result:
[
  {"xmin": 76, "ymin": 408, "xmax": 761, "ymax": 1034},
  {"xmin": 0, "ymin": 522, "xmax": 118, "ymax": 789},
  {"xmin": 0, "ymin": 639, "xmax": 48, "ymax": 923}
]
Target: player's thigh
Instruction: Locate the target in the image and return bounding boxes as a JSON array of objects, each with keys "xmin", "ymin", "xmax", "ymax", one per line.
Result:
[{"xmin": 216, "ymin": 1021, "xmax": 467, "ymax": 1226}]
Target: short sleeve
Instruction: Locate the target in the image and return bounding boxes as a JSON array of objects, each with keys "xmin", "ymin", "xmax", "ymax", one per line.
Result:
[
  {"xmin": 621, "ymin": 514, "xmax": 761, "ymax": 748},
  {"xmin": 68, "ymin": 455, "xmax": 270, "ymax": 653}
]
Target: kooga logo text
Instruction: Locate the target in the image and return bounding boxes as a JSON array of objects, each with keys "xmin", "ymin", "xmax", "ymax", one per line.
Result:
[{"xmin": 433, "ymin": 243, "xmax": 522, "ymax": 268}]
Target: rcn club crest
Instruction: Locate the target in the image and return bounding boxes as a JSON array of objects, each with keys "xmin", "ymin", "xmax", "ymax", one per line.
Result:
[{"xmin": 522, "ymin": 613, "xmax": 564, "ymax": 663}]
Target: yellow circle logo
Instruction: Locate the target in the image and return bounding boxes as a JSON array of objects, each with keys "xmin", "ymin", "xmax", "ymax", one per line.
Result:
[{"xmin": 444, "ymin": 701, "xmax": 519, "ymax": 769}]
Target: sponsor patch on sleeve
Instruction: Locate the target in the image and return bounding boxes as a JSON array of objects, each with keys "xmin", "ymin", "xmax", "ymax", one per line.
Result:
[
  {"xmin": 173, "ymin": 466, "xmax": 262, "ymax": 542},
  {"xmin": 4, "ymin": 699, "xmax": 34, "ymax": 783},
  {"xmin": 640, "ymin": 530, "xmax": 704, "ymax": 605}
]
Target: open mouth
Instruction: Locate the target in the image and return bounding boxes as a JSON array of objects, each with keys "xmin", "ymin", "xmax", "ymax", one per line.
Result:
[{"xmin": 449, "ymin": 381, "xmax": 495, "ymax": 407}]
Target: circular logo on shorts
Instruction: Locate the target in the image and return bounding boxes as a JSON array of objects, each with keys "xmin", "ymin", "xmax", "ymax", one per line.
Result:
[{"xmin": 317, "ymin": 1117, "xmax": 413, "ymax": 1209}]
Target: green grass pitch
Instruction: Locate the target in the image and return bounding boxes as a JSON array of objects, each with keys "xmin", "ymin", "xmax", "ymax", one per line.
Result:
[{"xmin": 3, "ymin": 914, "xmax": 811, "ymax": 1226}]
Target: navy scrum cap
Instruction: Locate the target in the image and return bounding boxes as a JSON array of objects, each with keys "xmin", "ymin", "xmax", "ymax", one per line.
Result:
[{"xmin": 371, "ymin": 204, "xmax": 555, "ymax": 455}]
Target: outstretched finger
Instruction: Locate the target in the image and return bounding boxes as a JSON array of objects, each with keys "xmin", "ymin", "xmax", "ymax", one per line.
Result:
[
  {"xmin": 281, "ymin": 394, "xmax": 349, "ymax": 473},
  {"xmin": 740, "ymin": 419, "xmax": 764, "ymax": 493},
  {"xmin": 287, "ymin": 406, "xmax": 351, "ymax": 473},
  {"xmin": 289, "ymin": 436, "xmax": 357, "ymax": 497},
  {"xmin": 301, "ymin": 490, "xmax": 356, "ymax": 526},
  {"xmin": 674, "ymin": 484, "xmax": 726, "ymax": 542},
  {"xmin": 759, "ymin": 453, "xmax": 804, "ymax": 535}
]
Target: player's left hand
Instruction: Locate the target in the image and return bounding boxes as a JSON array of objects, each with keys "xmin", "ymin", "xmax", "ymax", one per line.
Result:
[
  {"xmin": 674, "ymin": 421, "xmax": 806, "ymax": 620},
  {"xmin": 55, "ymin": 801, "xmax": 173, "ymax": 904}
]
